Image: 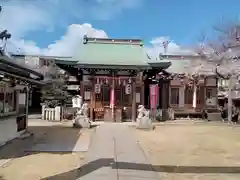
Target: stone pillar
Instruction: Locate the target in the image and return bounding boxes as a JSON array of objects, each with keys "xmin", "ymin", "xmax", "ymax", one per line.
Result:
[
  {"xmin": 54, "ymin": 106, "xmax": 61, "ymax": 121},
  {"xmin": 41, "ymin": 104, "xmax": 45, "ymax": 120},
  {"xmin": 132, "ymin": 79, "xmax": 136, "ymax": 122}
]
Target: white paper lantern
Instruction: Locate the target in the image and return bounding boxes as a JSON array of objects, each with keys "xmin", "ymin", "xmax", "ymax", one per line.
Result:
[{"xmin": 125, "ymin": 84, "xmax": 131, "ymax": 94}]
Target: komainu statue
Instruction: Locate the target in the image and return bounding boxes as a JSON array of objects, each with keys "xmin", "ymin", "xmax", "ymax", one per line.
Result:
[
  {"xmin": 73, "ymin": 103, "xmax": 91, "ymax": 128},
  {"xmin": 136, "ymin": 105, "xmax": 154, "ymax": 130}
]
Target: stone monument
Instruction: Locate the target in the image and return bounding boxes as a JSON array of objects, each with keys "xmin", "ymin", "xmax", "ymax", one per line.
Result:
[
  {"xmin": 136, "ymin": 105, "xmax": 154, "ymax": 130},
  {"xmin": 73, "ymin": 103, "xmax": 91, "ymax": 128}
]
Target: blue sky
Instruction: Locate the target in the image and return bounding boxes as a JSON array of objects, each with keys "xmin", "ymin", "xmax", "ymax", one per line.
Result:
[{"xmin": 1, "ymin": 0, "xmax": 240, "ymax": 56}]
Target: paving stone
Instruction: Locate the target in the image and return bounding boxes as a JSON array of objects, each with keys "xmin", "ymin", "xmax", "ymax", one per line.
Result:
[{"xmin": 77, "ymin": 123, "xmax": 158, "ymax": 180}]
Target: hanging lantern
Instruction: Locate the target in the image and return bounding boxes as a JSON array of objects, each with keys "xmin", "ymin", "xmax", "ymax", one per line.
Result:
[
  {"xmin": 105, "ymin": 78, "xmax": 108, "ymax": 84},
  {"xmin": 125, "ymin": 84, "xmax": 132, "ymax": 94},
  {"xmin": 95, "ymin": 84, "xmax": 101, "ymax": 94},
  {"xmin": 118, "ymin": 78, "xmax": 121, "ymax": 85}
]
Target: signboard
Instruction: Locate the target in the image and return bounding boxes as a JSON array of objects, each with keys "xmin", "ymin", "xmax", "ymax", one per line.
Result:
[
  {"xmin": 67, "ymin": 85, "xmax": 79, "ymax": 90},
  {"xmin": 95, "ymin": 84, "xmax": 101, "ymax": 94},
  {"xmin": 72, "ymin": 95, "xmax": 82, "ymax": 108},
  {"xmin": 68, "ymin": 76, "xmax": 77, "ymax": 82},
  {"xmin": 206, "ymin": 78, "xmax": 217, "ymax": 86},
  {"xmin": 150, "ymin": 84, "xmax": 159, "ymax": 109}
]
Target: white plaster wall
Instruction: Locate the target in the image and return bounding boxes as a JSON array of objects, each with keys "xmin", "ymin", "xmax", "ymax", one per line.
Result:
[{"xmin": 0, "ymin": 117, "xmax": 23, "ymax": 146}]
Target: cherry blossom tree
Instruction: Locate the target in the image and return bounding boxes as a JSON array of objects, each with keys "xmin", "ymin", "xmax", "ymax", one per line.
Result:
[
  {"xmin": 158, "ymin": 38, "xmax": 216, "ymax": 111},
  {"xmin": 195, "ymin": 23, "xmax": 240, "ymax": 122}
]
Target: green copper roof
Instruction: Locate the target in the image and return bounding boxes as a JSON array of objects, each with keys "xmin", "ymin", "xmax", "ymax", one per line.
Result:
[
  {"xmin": 73, "ymin": 41, "xmax": 150, "ymax": 68},
  {"xmin": 54, "ymin": 37, "xmax": 172, "ymax": 70},
  {"xmin": 159, "ymin": 58, "xmax": 190, "ymax": 74}
]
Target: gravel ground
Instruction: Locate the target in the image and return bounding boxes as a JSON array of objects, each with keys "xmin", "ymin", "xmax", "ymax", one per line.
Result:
[
  {"xmin": 133, "ymin": 122, "xmax": 240, "ymax": 180},
  {"xmin": 0, "ymin": 120, "xmax": 93, "ymax": 180}
]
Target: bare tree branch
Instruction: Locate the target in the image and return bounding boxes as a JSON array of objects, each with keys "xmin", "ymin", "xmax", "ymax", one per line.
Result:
[{"xmin": 195, "ymin": 21, "xmax": 240, "ymax": 78}]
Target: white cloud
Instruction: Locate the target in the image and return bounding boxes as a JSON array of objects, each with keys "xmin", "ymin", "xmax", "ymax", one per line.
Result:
[
  {"xmin": 0, "ymin": 1, "xmax": 51, "ymax": 38},
  {"xmin": 0, "ymin": 0, "xmax": 141, "ymax": 55},
  {"xmin": 8, "ymin": 23, "xmax": 108, "ymax": 56},
  {"xmin": 0, "ymin": 0, "xmax": 194, "ymax": 61},
  {"xmin": 0, "ymin": 0, "xmax": 142, "ymax": 39},
  {"xmin": 8, "ymin": 28, "xmax": 194, "ymax": 58},
  {"xmin": 42, "ymin": 24, "xmax": 108, "ymax": 56}
]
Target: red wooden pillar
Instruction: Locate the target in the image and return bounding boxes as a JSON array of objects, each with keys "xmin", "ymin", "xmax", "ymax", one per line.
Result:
[{"xmin": 110, "ymin": 77, "xmax": 115, "ymax": 122}]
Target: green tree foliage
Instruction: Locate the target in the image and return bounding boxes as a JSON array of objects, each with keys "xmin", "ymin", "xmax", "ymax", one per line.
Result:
[{"xmin": 41, "ymin": 64, "xmax": 69, "ymax": 108}]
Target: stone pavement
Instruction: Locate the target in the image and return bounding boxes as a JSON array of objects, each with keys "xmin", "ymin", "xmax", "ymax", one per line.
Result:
[{"xmin": 78, "ymin": 123, "xmax": 158, "ymax": 180}]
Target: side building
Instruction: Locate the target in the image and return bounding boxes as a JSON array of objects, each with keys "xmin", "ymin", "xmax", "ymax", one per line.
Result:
[
  {"xmin": 157, "ymin": 55, "xmax": 218, "ymax": 117},
  {"xmin": 0, "ymin": 51, "xmax": 43, "ymax": 145}
]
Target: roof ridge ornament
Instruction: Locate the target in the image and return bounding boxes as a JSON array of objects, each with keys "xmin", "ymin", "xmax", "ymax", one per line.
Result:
[{"xmin": 85, "ymin": 37, "xmax": 143, "ymax": 45}]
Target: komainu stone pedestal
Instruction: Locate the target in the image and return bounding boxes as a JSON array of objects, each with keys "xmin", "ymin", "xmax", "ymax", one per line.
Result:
[
  {"xmin": 73, "ymin": 116, "xmax": 91, "ymax": 128},
  {"xmin": 136, "ymin": 105, "xmax": 154, "ymax": 130},
  {"xmin": 73, "ymin": 103, "xmax": 91, "ymax": 128},
  {"xmin": 136, "ymin": 118, "xmax": 154, "ymax": 130}
]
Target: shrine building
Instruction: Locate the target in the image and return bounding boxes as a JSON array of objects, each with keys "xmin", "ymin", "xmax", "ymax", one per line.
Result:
[
  {"xmin": 53, "ymin": 36, "xmax": 218, "ymax": 121},
  {"xmin": 55, "ymin": 36, "xmax": 171, "ymax": 121}
]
